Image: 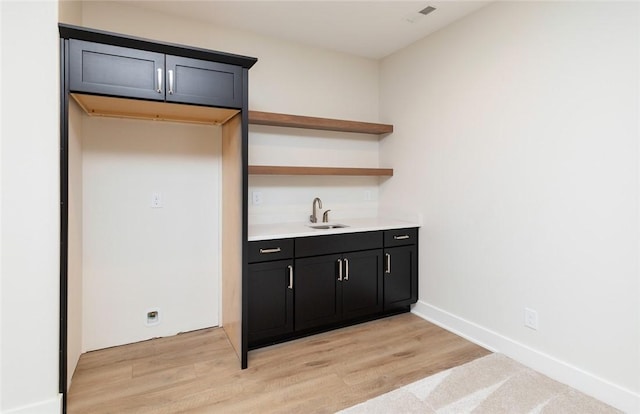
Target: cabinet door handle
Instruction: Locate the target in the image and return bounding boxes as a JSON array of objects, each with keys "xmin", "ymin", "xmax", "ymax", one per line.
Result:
[
  {"xmin": 393, "ymin": 235, "xmax": 410, "ymax": 240},
  {"xmin": 259, "ymin": 247, "xmax": 281, "ymax": 254},
  {"xmin": 337, "ymin": 259, "xmax": 343, "ymax": 281},
  {"xmin": 168, "ymin": 69, "xmax": 174, "ymax": 95},
  {"xmin": 156, "ymin": 68, "xmax": 163, "ymax": 93},
  {"xmin": 344, "ymin": 258, "xmax": 349, "ymax": 281},
  {"xmin": 385, "ymin": 253, "xmax": 391, "ymax": 274},
  {"xmin": 287, "ymin": 265, "xmax": 293, "ymax": 290}
]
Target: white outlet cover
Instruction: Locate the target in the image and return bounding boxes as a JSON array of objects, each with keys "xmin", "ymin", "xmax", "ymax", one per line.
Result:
[
  {"xmin": 151, "ymin": 192, "xmax": 163, "ymax": 208},
  {"xmin": 146, "ymin": 308, "xmax": 161, "ymax": 326},
  {"xmin": 252, "ymin": 191, "xmax": 263, "ymax": 205},
  {"xmin": 524, "ymin": 307, "xmax": 539, "ymax": 330}
]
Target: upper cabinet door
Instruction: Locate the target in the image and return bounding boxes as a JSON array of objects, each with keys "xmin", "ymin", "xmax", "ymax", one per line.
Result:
[
  {"xmin": 69, "ymin": 39, "xmax": 165, "ymax": 101},
  {"xmin": 165, "ymin": 55, "xmax": 242, "ymax": 109}
]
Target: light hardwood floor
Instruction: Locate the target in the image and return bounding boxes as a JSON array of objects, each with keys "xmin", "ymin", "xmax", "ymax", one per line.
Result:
[{"xmin": 68, "ymin": 313, "xmax": 490, "ymax": 413}]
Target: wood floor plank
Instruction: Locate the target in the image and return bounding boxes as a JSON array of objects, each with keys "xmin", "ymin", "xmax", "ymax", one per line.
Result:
[{"xmin": 68, "ymin": 313, "xmax": 490, "ymax": 413}]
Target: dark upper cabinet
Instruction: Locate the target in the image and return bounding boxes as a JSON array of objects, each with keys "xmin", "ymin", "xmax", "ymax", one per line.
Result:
[
  {"xmin": 69, "ymin": 39, "xmax": 242, "ymax": 109},
  {"xmin": 248, "ymin": 259, "xmax": 294, "ymax": 345},
  {"xmin": 69, "ymin": 40, "xmax": 165, "ymax": 101},
  {"xmin": 165, "ymin": 55, "xmax": 241, "ymax": 108}
]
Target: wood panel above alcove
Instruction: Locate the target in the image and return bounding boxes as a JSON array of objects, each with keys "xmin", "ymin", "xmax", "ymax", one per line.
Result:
[{"xmin": 71, "ymin": 94, "xmax": 240, "ymax": 125}]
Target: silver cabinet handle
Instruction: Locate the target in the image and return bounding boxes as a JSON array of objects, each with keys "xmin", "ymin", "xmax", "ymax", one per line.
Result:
[
  {"xmin": 156, "ymin": 68, "xmax": 163, "ymax": 93},
  {"xmin": 168, "ymin": 69, "xmax": 174, "ymax": 95},
  {"xmin": 344, "ymin": 258, "xmax": 349, "ymax": 281},
  {"xmin": 287, "ymin": 265, "xmax": 293, "ymax": 290},
  {"xmin": 259, "ymin": 247, "xmax": 281, "ymax": 254},
  {"xmin": 337, "ymin": 259, "xmax": 343, "ymax": 281},
  {"xmin": 385, "ymin": 253, "xmax": 391, "ymax": 274},
  {"xmin": 394, "ymin": 235, "xmax": 410, "ymax": 240}
]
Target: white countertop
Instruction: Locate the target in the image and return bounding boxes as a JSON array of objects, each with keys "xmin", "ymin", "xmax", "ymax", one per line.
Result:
[{"xmin": 248, "ymin": 218, "xmax": 420, "ymax": 241}]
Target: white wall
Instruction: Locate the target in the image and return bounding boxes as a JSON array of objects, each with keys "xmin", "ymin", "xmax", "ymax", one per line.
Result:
[
  {"xmin": 81, "ymin": 1, "xmax": 382, "ymax": 227},
  {"xmin": 0, "ymin": 1, "xmax": 62, "ymax": 412},
  {"xmin": 380, "ymin": 2, "xmax": 639, "ymax": 411},
  {"xmin": 81, "ymin": 117, "xmax": 221, "ymax": 351}
]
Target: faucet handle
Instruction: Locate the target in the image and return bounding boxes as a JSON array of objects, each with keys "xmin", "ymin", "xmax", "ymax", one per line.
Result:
[
  {"xmin": 322, "ymin": 209, "xmax": 331, "ymax": 223},
  {"xmin": 310, "ymin": 214, "xmax": 317, "ymax": 223}
]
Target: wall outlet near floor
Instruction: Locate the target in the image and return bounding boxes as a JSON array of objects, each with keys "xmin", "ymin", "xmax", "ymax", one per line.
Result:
[
  {"xmin": 146, "ymin": 308, "xmax": 160, "ymax": 326},
  {"xmin": 524, "ymin": 307, "xmax": 539, "ymax": 330}
]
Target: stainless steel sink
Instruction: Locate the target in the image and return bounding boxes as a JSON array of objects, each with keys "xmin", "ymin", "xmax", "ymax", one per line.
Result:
[{"xmin": 308, "ymin": 223, "xmax": 349, "ymax": 230}]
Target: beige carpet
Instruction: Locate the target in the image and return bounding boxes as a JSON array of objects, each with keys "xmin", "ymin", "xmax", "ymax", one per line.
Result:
[{"xmin": 338, "ymin": 353, "xmax": 621, "ymax": 414}]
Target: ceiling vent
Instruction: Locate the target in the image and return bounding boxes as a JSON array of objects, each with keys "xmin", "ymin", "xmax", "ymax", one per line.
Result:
[
  {"xmin": 419, "ymin": 6, "xmax": 437, "ymax": 16},
  {"xmin": 404, "ymin": 5, "xmax": 437, "ymax": 23}
]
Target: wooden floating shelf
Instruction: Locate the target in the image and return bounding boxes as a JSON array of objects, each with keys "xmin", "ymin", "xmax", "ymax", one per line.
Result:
[
  {"xmin": 249, "ymin": 111, "xmax": 393, "ymax": 135},
  {"xmin": 248, "ymin": 165, "xmax": 393, "ymax": 177}
]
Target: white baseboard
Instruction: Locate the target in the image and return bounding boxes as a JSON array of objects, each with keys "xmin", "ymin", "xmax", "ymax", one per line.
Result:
[
  {"xmin": 412, "ymin": 300, "xmax": 640, "ymax": 413},
  {"xmin": 3, "ymin": 394, "xmax": 62, "ymax": 414}
]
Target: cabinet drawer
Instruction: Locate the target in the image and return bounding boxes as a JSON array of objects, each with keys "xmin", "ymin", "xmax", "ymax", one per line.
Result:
[
  {"xmin": 295, "ymin": 231, "xmax": 382, "ymax": 258},
  {"xmin": 384, "ymin": 228, "xmax": 418, "ymax": 247},
  {"xmin": 248, "ymin": 239, "xmax": 294, "ymax": 263}
]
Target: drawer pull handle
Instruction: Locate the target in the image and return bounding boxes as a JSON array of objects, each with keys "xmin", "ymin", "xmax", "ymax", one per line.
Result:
[
  {"xmin": 337, "ymin": 259, "xmax": 343, "ymax": 281},
  {"xmin": 344, "ymin": 258, "xmax": 349, "ymax": 281},
  {"xmin": 287, "ymin": 265, "xmax": 293, "ymax": 290},
  {"xmin": 385, "ymin": 253, "xmax": 391, "ymax": 274},
  {"xmin": 393, "ymin": 235, "xmax": 410, "ymax": 240},
  {"xmin": 259, "ymin": 247, "xmax": 281, "ymax": 254}
]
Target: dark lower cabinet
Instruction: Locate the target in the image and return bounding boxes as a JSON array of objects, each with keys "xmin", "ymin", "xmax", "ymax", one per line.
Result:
[
  {"xmin": 294, "ymin": 254, "xmax": 342, "ymax": 331},
  {"xmin": 248, "ymin": 259, "xmax": 294, "ymax": 344},
  {"xmin": 295, "ymin": 249, "xmax": 383, "ymax": 331},
  {"xmin": 248, "ymin": 228, "xmax": 417, "ymax": 349},
  {"xmin": 384, "ymin": 245, "xmax": 417, "ymax": 309},
  {"xmin": 341, "ymin": 249, "xmax": 384, "ymax": 320}
]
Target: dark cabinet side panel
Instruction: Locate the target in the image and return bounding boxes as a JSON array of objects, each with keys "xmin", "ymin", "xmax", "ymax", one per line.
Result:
[
  {"xmin": 166, "ymin": 55, "xmax": 242, "ymax": 109},
  {"xmin": 384, "ymin": 245, "xmax": 418, "ymax": 309},
  {"xmin": 248, "ymin": 260, "xmax": 294, "ymax": 344},
  {"xmin": 69, "ymin": 39, "xmax": 164, "ymax": 101},
  {"xmin": 294, "ymin": 254, "xmax": 342, "ymax": 331},
  {"xmin": 341, "ymin": 249, "xmax": 383, "ymax": 320}
]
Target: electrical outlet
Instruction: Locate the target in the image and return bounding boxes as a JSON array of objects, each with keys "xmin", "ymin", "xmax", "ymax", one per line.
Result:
[
  {"xmin": 252, "ymin": 191, "xmax": 263, "ymax": 205},
  {"xmin": 364, "ymin": 190, "xmax": 372, "ymax": 201},
  {"xmin": 151, "ymin": 192, "xmax": 163, "ymax": 208},
  {"xmin": 524, "ymin": 308, "xmax": 539, "ymax": 330},
  {"xmin": 146, "ymin": 308, "xmax": 160, "ymax": 326}
]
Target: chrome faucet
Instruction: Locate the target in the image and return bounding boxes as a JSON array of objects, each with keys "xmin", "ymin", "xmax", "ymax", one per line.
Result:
[
  {"xmin": 310, "ymin": 197, "xmax": 322, "ymax": 223},
  {"xmin": 322, "ymin": 210, "xmax": 331, "ymax": 223}
]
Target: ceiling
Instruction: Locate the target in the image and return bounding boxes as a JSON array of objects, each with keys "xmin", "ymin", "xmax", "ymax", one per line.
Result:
[{"xmin": 120, "ymin": 1, "xmax": 492, "ymax": 59}]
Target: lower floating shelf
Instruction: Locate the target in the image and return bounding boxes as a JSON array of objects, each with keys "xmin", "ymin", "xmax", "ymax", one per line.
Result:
[{"xmin": 248, "ymin": 165, "xmax": 393, "ymax": 177}]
